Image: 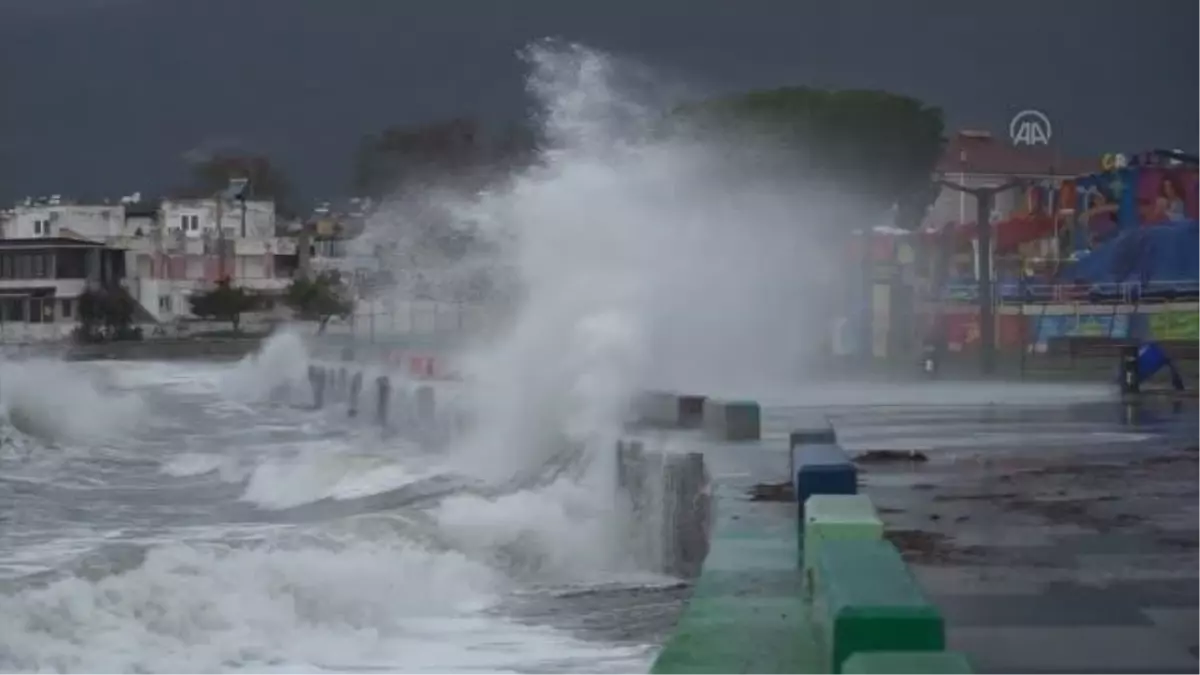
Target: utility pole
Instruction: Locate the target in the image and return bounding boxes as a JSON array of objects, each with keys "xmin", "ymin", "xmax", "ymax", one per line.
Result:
[
  {"xmin": 936, "ymin": 177, "xmax": 1025, "ymax": 375},
  {"xmin": 215, "ymin": 196, "xmax": 225, "ymax": 281},
  {"xmin": 217, "ymin": 177, "xmax": 249, "ymax": 283}
]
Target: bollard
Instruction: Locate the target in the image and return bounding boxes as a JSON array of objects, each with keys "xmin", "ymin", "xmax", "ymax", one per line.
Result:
[
  {"xmin": 308, "ymin": 365, "xmax": 326, "ymax": 409},
  {"xmin": 789, "ymin": 423, "xmax": 838, "ymax": 495},
  {"xmin": 664, "ymin": 451, "xmax": 710, "ymax": 578},
  {"xmin": 1119, "ymin": 344, "xmax": 1140, "ymax": 395},
  {"xmin": 416, "ymin": 384, "xmax": 436, "ymax": 424},
  {"xmin": 375, "ymin": 375, "xmax": 391, "ymax": 426},
  {"xmin": 347, "ymin": 371, "xmax": 363, "ymax": 418}
]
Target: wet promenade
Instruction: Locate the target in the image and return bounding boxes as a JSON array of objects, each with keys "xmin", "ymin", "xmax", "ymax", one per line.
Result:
[{"xmin": 650, "ymin": 390, "xmax": 1197, "ymax": 673}]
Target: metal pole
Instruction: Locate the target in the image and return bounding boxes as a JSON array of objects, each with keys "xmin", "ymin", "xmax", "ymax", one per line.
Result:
[
  {"xmin": 216, "ymin": 196, "xmax": 225, "ymax": 280},
  {"xmin": 976, "ymin": 192, "xmax": 996, "ymax": 375},
  {"xmin": 936, "ymin": 177, "xmax": 1024, "ymax": 376}
]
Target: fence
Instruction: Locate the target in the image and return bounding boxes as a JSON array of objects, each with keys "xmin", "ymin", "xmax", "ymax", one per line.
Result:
[
  {"xmin": 913, "ymin": 286, "xmax": 1198, "ymax": 380},
  {"xmin": 321, "ymin": 300, "xmax": 495, "ymax": 344}
]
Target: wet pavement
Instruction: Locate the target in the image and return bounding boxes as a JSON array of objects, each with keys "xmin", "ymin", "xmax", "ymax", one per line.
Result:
[
  {"xmin": 835, "ymin": 397, "xmax": 1199, "ymax": 674},
  {"xmin": 501, "ymin": 393, "xmax": 1197, "ymax": 673}
]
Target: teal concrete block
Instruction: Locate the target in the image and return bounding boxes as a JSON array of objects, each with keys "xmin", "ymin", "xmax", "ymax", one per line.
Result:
[
  {"xmin": 802, "ymin": 494, "xmax": 883, "ymax": 593},
  {"xmin": 815, "ymin": 539, "xmax": 945, "ymax": 673}
]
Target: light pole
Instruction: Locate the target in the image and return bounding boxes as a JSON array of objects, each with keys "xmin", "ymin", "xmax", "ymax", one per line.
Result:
[
  {"xmin": 217, "ymin": 177, "xmax": 249, "ymax": 282},
  {"xmin": 935, "ymin": 177, "xmax": 1025, "ymax": 374}
]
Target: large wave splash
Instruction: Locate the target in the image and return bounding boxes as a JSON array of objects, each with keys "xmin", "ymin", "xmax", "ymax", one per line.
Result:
[
  {"xmin": 400, "ymin": 41, "xmax": 838, "ymax": 569},
  {"xmin": 0, "ymin": 357, "xmax": 145, "ymax": 446}
]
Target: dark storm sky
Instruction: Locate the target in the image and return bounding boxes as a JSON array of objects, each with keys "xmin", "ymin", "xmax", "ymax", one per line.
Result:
[{"xmin": 0, "ymin": 0, "xmax": 1196, "ymax": 204}]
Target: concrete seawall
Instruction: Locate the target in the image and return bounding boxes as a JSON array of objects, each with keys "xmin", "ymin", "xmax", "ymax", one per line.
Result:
[{"xmin": 634, "ymin": 392, "xmax": 972, "ymax": 673}]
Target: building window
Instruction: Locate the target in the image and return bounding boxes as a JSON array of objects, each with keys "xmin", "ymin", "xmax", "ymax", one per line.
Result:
[
  {"xmin": 33, "ymin": 219, "xmax": 50, "ymax": 236},
  {"xmin": 158, "ymin": 295, "xmax": 173, "ymax": 312},
  {"xmin": 182, "ymin": 214, "xmax": 199, "ymax": 231},
  {"xmin": 0, "ymin": 298, "xmax": 25, "ymax": 323},
  {"xmin": 32, "ymin": 254, "xmax": 45, "ymax": 278},
  {"xmin": 61, "ymin": 298, "xmax": 73, "ymax": 319},
  {"xmin": 28, "ymin": 298, "xmax": 50, "ymax": 324}
]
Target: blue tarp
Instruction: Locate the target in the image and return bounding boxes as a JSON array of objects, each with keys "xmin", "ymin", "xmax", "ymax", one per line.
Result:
[{"xmin": 1061, "ymin": 220, "xmax": 1199, "ymax": 285}]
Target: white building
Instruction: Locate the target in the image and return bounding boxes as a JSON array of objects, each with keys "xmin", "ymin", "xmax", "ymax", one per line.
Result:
[
  {"xmin": 6, "ymin": 197, "xmax": 128, "ymax": 240},
  {"xmin": 0, "ymin": 237, "xmax": 131, "ymax": 343},
  {"xmin": 2, "ymin": 193, "xmax": 301, "ymax": 333}
]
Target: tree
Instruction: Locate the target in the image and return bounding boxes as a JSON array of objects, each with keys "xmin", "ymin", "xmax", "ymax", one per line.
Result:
[
  {"xmin": 283, "ymin": 270, "xmax": 354, "ymax": 333},
  {"xmin": 353, "ymin": 118, "xmax": 482, "ymax": 197},
  {"xmin": 352, "ymin": 118, "xmax": 539, "ymax": 198},
  {"xmin": 186, "ymin": 154, "xmax": 294, "ymax": 216},
  {"xmin": 674, "ymin": 87, "xmax": 946, "ymax": 230},
  {"xmin": 75, "ymin": 285, "xmax": 142, "ymax": 343},
  {"xmin": 188, "ymin": 277, "xmax": 260, "ymax": 332}
]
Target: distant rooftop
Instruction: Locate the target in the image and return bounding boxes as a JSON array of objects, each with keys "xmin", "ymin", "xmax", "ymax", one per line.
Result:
[
  {"xmin": 0, "ymin": 237, "xmax": 125, "ymax": 250},
  {"xmin": 936, "ymin": 130, "xmax": 1097, "ymax": 177}
]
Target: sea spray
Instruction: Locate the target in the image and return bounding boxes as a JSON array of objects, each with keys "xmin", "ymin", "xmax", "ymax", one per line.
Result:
[
  {"xmin": 219, "ymin": 328, "xmax": 311, "ymax": 404},
  {"xmin": 335, "ymin": 42, "xmax": 848, "ymax": 580},
  {"xmin": 0, "ymin": 358, "xmax": 145, "ymax": 445}
]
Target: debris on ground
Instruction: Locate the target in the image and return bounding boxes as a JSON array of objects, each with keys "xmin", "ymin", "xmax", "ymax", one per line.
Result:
[
  {"xmin": 855, "ymin": 449, "xmax": 929, "ymax": 463},
  {"xmin": 748, "ymin": 481, "xmax": 793, "ymax": 502}
]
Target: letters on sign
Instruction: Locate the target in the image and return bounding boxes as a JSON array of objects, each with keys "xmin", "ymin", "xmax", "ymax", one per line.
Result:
[{"xmin": 1009, "ymin": 109, "xmax": 1053, "ymax": 147}]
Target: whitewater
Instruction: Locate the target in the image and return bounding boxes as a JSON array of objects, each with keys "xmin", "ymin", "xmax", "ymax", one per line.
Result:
[{"xmin": 0, "ymin": 340, "xmax": 685, "ymax": 673}]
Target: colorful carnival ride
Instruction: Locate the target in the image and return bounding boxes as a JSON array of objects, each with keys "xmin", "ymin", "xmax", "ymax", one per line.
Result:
[{"xmin": 849, "ymin": 150, "xmax": 1199, "ymax": 360}]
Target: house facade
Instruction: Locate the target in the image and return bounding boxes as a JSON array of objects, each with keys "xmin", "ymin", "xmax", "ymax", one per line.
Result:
[
  {"xmin": 1, "ymin": 193, "xmax": 301, "ymax": 334},
  {"xmin": 0, "ymin": 238, "xmax": 127, "ymax": 342}
]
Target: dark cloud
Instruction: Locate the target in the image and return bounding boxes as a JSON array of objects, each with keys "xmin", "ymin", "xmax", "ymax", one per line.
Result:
[{"xmin": 0, "ymin": 0, "xmax": 1195, "ymax": 203}]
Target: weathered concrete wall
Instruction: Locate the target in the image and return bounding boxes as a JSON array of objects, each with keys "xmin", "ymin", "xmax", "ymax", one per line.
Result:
[{"xmin": 616, "ymin": 437, "xmax": 711, "ymax": 579}]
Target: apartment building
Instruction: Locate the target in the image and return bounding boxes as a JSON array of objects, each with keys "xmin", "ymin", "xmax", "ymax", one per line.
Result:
[{"xmin": 3, "ymin": 191, "xmax": 300, "ymax": 326}]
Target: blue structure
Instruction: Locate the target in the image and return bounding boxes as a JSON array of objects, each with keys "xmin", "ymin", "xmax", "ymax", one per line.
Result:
[
  {"xmin": 1124, "ymin": 341, "xmax": 1186, "ymax": 391},
  {"xmin": 1062, "ymin": 220, "xmax": 1199, "ymax": 299},
  {"xmin": 793, "ymin": 443, "xmax": 858, "ymax": 519}
]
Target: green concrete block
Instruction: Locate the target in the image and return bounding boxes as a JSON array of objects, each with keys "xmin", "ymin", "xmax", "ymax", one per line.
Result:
[
  {"xmin": 842, "ymin": 651, "xmax": 974, "ymax": 674},
  {"xmin": 802, "ymin": 494, "xmax": 883, "ymax": 593},
  {"xmin": 815, "ymin": 539, "xmax": 945, "ymax": 673},
  {"xmin": 651, "ymin": 597, "xmax": 823, "ymax": 674},
  {"xmin": 702, "ymin": 399, "xmax": 761, "ymax": 441}
]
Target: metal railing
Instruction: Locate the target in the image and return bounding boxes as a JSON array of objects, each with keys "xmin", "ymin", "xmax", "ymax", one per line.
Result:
[
  {"xmin": 321, "ymin": 300, "xmax": 494, "ymax": 343},
  {"xmin": 941, "ymin": 279, "xmax": 1200, "ymax": 306}
]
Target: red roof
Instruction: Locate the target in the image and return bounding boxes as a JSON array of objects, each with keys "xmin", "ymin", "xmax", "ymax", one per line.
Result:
[{"xmin": 937, "ymin": 131, "xmax": 1097, "ymax": 177}]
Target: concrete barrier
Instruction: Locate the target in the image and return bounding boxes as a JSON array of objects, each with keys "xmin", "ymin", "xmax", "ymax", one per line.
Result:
[
  {"xmin": 788, "ymin": 422, "xmax": 838, "ymax": 483},
  {"xmin": 307, "ymin": 365, "xmax": 327, "ymax": 409},
  {"xmin": 793, "ymin": 443, "xmax": 857, "ymax": 519},
  {"xmin": 375, "ymin": 375, "xmax": 391, "ymax": 426},
  {"xmin": 348, "ymin": 370, "xmax": 363, "ymax": 417},
  {"xmin": 650, "ymin": 462, "xmax": 819, "ymax": 673},
  {"xmin": 415, "ymin": 384, "xmax": 436, "ymax": 424},
  {"xmin": 802, "ymin": 494, "xmax": 883, "ymax": 595},
  {"xmin": 633, "ymin": 391, "xmax": 707, "ymax": 428},
  {"xmin": 702, "ymin": 399, "xmax": 761, "ymax": 441},
  {"xmin": 842, "ymin": 651, "xmax": 973, "ymax": 674},
  {"xmin": 814, "ymin": 538, "xmax": 946, "ymax": 673},
  {"xmin": 616, "ymin": 438, "xmax": 711, "ymax": 579}
]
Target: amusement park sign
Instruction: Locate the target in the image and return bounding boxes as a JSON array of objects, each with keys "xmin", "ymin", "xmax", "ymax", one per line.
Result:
[{"xmin": 1009, "ymin": 109, "xmax": 1053, "ymax": 146}]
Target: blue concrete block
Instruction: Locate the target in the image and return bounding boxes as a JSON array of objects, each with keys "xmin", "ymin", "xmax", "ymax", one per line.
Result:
[
  {"xmin": 790, "ymin": 426, "xmax": 837, "ymax": 449},
  {"xmin": 794, "ymin": 443, "xmax": 857, "ymax": 519}
]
